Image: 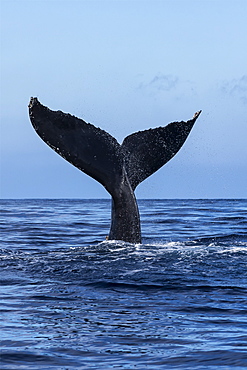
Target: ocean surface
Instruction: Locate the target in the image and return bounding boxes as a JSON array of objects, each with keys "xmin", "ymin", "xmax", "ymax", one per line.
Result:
[{"xmin": 1, "ymin": 199, "xmax": 247, "ymax": 369}]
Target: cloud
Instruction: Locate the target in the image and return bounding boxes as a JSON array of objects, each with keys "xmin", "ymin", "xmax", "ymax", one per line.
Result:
[
  {"xmin": 138, "ymin": 73, "xmax": 178, "ymax": 94},
  {"xmin": 221, "ymin": 75, "xmax": 247, "ymax": 105}
]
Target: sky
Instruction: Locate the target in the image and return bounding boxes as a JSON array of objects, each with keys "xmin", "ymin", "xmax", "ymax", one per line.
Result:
[{"xmin": 1, "ymin": 0, "xmax": 246, "ymax": 199}]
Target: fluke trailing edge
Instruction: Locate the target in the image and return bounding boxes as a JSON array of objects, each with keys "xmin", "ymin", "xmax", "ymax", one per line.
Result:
[{"xmin": 29, "ymin": 97, "xmax": 201, "ymax": 243}]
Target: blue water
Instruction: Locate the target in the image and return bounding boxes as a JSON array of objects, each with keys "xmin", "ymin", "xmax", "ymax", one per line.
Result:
[{"xmin": 1, "ymin": 199, "xmax": 247, "ymax": 369}]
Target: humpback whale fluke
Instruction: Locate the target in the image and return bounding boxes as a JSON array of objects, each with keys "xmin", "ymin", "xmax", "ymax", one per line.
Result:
[{"xmin": 29, "ymin": 97, "xmax": 201, "ymax": 243}]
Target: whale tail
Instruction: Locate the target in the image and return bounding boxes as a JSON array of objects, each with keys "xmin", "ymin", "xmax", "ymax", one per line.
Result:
[{"xmin": 29, "ymin": 97, "xmax": 201, "ymax": 243}]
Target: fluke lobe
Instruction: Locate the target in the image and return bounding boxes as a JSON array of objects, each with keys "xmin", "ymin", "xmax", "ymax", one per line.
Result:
[{"xmin": 29, "ymin": 97, "xmax": 201, "ymax": 243}]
